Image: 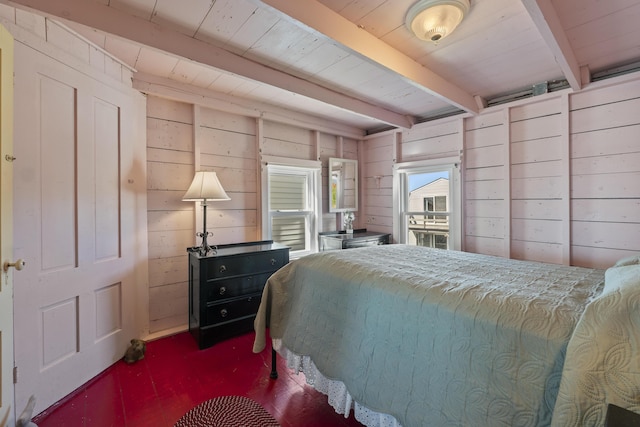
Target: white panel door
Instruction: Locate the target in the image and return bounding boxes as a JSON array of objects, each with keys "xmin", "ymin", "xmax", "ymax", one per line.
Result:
[
  {"xmin": 0, "ymin": 24, "xmax": 14, "ymax": 427},
  {"xmin": 12, "ymin": 42, "xmax": 139, "ymax": 415}
]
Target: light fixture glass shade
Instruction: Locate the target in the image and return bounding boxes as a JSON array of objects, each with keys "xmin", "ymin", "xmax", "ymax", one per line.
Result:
[
  {"xmin": 182, "ymin": 171, "xmax": 230, "ymax": 201},
  {"xmin": 406, "ymin": 0, "xmax": 470, "ymax": 42}
]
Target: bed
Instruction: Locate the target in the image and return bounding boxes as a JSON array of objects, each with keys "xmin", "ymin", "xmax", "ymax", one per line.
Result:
[{"xmin": 253, "ymin": 245, "xmax": 640, "ymax": 427}]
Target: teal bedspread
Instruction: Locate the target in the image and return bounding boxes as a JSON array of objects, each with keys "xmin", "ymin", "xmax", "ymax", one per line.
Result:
[{"xmin": 253, "ymin": 245, "xmax": 638, "ymax": 426}]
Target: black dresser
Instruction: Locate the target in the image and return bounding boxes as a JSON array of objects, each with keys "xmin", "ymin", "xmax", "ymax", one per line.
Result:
[
  {"xmin": 605, "ymin": 404, "xmax": 640, "ymax": 427},
  {"xmin": 319, "ymin": 229, "xmax": 391, "ymax": 251},
  {"xmin": 188, "ymin": 240, "xmax": 289, "ymax": 349}
]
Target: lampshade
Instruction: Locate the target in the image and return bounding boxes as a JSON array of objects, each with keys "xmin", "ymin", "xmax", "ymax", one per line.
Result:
[
  {"xmin": 182, "ymin": 171, "xmax": 230, "ymax": 201},
  {"xmin": 406, "ymin": 0, "xmax": 470, "ymax": 43}
]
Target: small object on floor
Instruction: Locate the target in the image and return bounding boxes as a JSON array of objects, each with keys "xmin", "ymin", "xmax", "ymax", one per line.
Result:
[
  {"xmin": 174, "ymin": 395, "xmax": 280, "ymax": 427},
  {"xmin": 123, "ymin": 338, "xmax": 146, "ymax": 364},
  {"xmin": 16, "ymin": 395, "xmax": 37, "ymax": 427}
]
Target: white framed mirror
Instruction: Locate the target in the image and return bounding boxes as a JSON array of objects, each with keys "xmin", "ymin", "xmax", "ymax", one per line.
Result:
[{"xmin": 329, "ymin": 157, "xmax": 358, "ymax": 212}]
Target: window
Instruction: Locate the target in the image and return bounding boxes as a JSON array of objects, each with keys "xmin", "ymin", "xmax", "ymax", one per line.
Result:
[
  {"xmin": 393, "ymin": 159, "xmax": 461, "ymax": 250},
  {"xmin": 423, "ymin": 195, "xmax": 447, "ymax": 222},
  {"xmin": 264, "ymin": 163, "xmax": 320, "ymax": 257}
]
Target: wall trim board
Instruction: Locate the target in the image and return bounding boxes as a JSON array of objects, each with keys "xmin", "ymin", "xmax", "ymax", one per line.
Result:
[
  {"xmin": 502, "ymin": 108, "xmax": 511, "ymax": 259},
  {"xmin": 358, "ymin": 138, "xmax": 365, "ymax": 233},
  {"xmin": 316, "ymin": 131, "xmax": 323, "ymax": 161},
  {"xmin": 190, "ymin": 105, "xmax": 201, "ymax": 250},
  {"xmin": 256, "ymin": 118, "xmax": 264, "ymax": 240},
  {"xmin": 457, "ymin": 118, "xmax": 466, "ymax": 252},
  {"xmin": 560, "ymin": 93, "xmax": 571, "ymax": 265},
  {"xmin": 193, "ymin": 105, "xmax": 202, "ymax": 170},
  {"xmin": 260, "ymin": 155, "xmax": 322, "ymax": 169}
]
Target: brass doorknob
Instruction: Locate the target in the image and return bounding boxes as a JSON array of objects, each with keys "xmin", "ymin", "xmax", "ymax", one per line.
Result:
[{"xmin": 3, "ymin": 259, "xmax": 26, "ymax": 272}]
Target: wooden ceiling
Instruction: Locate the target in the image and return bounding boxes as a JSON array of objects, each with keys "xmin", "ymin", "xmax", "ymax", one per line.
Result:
[{"xmin": 6, "ymin": 0, "xmax": 640, "ymax": 133}]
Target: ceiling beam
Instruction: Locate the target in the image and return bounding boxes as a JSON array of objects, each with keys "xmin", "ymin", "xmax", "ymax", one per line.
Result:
[
  {"xmin": 5, "ymin": 0, "xmax": 415, "ymax": 129},
  {"xmin": 259, "ymin": 0, "xmax": 479, "ymax": 115},
  {"xmin": 521, "ymin": 0, "xmax": 582, "ymax": 91}
]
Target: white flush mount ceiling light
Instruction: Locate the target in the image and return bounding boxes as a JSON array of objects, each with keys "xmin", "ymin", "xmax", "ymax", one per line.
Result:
[{"xmin": 406, "ymin": 0, "xmax": 470, "ymax": 43}]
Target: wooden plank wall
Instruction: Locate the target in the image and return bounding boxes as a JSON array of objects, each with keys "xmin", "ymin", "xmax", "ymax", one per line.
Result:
[
  {"xmin": 362, "ymin": 76, "xmax": 640, "ymax": 269},
  {"xmin": 509, "ymin": 99, "xmax": 567, "ymax": 264},
  {"xmin": 146, "ymin": 95, "xmax": 359, "ymax": 335},
  {"xmin": 145, "ymin": 76, "xmax": 640, "ymax": 335},
  {"xmin": 401, "ymin": 120, "xmax": 461, "ymax": 162},
  {"xmin": 361, "ymin": 132, "xmax": 395, "ymax": 235},
  {"xmin": 464, "ymin": 111, "xmax": 507, "ymax": 256},
  {"xmin": 146, "ymin": 97, "xmax": 195, "ymax": 334},
  {"xmin": 569, "ymin": 79, "xmax": 640, "ymax": 267},
  {"xmin": 263, "ymin": 121, "xmax": 314, "ymax": 160},
  {"xmin": 199, "ymin": 108, "xmax": 258, "ymax": 243}
]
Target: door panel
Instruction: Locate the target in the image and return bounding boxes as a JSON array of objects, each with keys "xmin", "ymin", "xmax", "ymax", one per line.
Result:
[
  {"xmin": 13, "ymin": 41, "xmax": 138, "ymax": 416},
  {"xmin": 0, "ymin": 23, "xmax": 14, "ymax": 427},
  {"xmin": 39, "ymin": 75, "xmax": 77, "ymax": 272},
  {"xmin": 94, "ymin": 99, "xmax": 121, "ymax": 262}
]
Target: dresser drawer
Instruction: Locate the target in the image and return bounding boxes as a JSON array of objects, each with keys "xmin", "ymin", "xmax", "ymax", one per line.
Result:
[
  {"xmin": 203, "ymin": 251, "xmax": 287, "ymax": 278},
  {"xmin": 205, "ymin": 294, "xmax": 262, "ymax": 325},
  {"xmin": 204, "ymin": 271, "xmax": 273, "ymax": 302}
]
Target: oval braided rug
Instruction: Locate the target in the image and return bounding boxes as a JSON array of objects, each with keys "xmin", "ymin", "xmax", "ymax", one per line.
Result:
[{"xmin": 174, "ymin": 395, "xmax": 280, "ymax": 427}]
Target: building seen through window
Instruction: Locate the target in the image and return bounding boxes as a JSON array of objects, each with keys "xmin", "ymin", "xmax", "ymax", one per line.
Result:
[{"xmin": 407, "ymin": 173, "xmax": 450, "ymax": 249}]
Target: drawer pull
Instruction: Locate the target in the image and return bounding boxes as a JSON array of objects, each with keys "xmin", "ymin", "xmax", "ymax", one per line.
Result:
[
  {"xmin": 270, "ymin": 258, "xmax": 277, "ymax": 265},
  {"xmin": 219, "ymin": 265, "xmax": 226, "ymax": 273},
  {"xmin": 220, "ymin": 308, "xmax": 228, "ymax": 318},
  {"xmin": 219, "ymin": 286, "xmax": 226, "ymax": 295}
]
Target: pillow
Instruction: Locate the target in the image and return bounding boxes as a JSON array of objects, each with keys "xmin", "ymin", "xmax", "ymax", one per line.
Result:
[
  {"xmin": 614, "ymin": 255, "xmax": 640, "ymax": 267},
  {"xmin": 603, "ymin": 257, "xmax": 640, "ymax": 296}
]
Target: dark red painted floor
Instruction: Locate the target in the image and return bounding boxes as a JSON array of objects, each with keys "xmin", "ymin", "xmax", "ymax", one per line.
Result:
[{"xmin": 32, "ymin": 331, "xmax": 364, "ymax": 427}]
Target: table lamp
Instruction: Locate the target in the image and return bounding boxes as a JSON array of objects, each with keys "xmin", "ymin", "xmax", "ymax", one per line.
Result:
[{"xmin": 183, "ymin": 171, "xmax": 230, "ymax": 255}]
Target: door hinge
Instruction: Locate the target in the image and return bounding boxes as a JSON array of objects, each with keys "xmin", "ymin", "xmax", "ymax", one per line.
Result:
[{"xmin": 13, "ymin": 366, "xmax": 17, "ymax": 384}]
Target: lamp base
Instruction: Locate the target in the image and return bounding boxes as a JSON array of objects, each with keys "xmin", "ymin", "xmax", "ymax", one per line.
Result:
[{"xmin": 196, "ymin": 231, "xmax": 216, "ymax": 256}]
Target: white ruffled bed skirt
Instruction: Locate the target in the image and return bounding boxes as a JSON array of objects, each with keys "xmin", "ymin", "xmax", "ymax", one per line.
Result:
[{"xmin": 273, "ymin": 339, "xmax": 403, "ymax": 427}]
